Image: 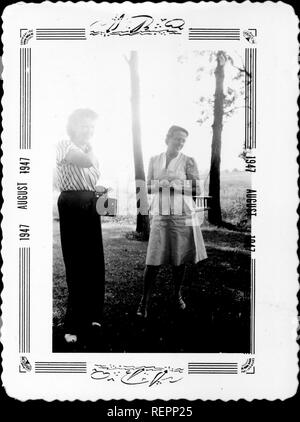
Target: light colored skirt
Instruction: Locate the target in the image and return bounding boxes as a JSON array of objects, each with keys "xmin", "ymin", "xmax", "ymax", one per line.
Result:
[{"xmin": 146, "ymin": 214, "xmax": 207, "ymax": 266}]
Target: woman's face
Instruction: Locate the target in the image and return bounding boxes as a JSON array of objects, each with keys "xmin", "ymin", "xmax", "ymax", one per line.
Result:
[
  {"xmin": 167, "ymin": 130, "xmax": 187, "ymax": 154},
  {"xmin": 73, "ymin": 117, "xmax": 96, "ymax": 145}
]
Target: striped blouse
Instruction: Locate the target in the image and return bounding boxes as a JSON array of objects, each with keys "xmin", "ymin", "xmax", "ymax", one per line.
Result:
[{"xmin": 56, "ymin": 140, "xmax": 100, "ymax": 191}]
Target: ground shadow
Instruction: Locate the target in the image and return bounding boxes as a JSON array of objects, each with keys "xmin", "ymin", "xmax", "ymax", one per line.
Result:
[{"xmin": 53, "ymin": 222, "xmax": 251, "ymax": 353}]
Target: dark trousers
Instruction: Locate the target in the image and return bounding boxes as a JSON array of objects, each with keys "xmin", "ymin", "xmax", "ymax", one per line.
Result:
[{"xmin": 57, "ymin": 191, "xmax": 105, "ymax": 332}]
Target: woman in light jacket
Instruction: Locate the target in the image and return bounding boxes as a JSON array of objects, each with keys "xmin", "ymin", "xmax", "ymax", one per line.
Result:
[{"xmin": 137, "ymin": 125, "xmax": 207, "ymax": 318}]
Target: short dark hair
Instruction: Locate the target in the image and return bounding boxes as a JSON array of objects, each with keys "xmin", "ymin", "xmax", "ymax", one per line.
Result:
[
  {"xmin": 165, "ymin": 125, "xmax": 189, "ymax": 144},
  {"xmin": 167, "ymin": 125, "xmax": 189, "ymax": 138},
  {"xmin": 67, "ymin": 108, "xmax": 98, "ymax": 138}
]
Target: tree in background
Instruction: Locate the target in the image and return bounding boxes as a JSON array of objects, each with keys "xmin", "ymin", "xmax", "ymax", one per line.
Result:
[
  {"xmin": 126, "ymin": 51, "xmax": 150, "ymax": 239},
  {"xmin": 208, "ymin": 51, "xmax": 226, "ymax": 225},
  {"xmin": 179, "ymin": 50, "xmax": 246, "ymax": 226}
]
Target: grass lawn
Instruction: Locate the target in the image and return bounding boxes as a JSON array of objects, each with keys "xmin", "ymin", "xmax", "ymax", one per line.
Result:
[{"xmin": 53, "ymin": 218, "xmax": 251, "ymax": 353}]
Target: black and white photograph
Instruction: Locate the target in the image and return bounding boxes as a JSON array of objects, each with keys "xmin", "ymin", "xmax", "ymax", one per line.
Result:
[
  {"xmin": 51, "ymin": 46, "xmax": 253, "ymax": 353},
  {"xmin": 1, "ymin": 2, "xmax": 298, "ymax": 401}
]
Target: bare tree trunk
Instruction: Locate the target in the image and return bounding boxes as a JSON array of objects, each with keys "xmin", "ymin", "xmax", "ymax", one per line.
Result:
[
  {"xmin": 127, "ymin": 51, "xmax": 150, "ymax": 239},
  {"xmin": 208, "ymin": 51, "xmax": 226, "ymax": 225}
]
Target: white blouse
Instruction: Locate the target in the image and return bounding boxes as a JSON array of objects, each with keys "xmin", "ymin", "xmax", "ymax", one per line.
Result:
[{"xmin": 147, "ymin": 152, "xmax": 201, "ymax": 216}]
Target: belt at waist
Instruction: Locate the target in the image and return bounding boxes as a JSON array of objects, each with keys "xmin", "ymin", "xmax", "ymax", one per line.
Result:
[{"xmin": 60, "ymin": 190, "xmax": 104, "ymax": 198}]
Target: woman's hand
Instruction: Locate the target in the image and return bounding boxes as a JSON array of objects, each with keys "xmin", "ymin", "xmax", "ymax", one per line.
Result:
[
  {"xmin": 95, "ymin": 185, "xmax": 108, "ymax": 194},
  {"xmin": 159, "ymin": 179, "xmax": 170, "ymax": 188},
  {"xmin": 170, "ymin": 179, "xmax": 183, "ymax": 191},
  {"xmin": 83, "ymin": 142, "xmax": 92, "ymax": 153}
]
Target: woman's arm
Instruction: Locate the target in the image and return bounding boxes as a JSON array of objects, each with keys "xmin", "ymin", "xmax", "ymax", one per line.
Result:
[
  {"xmin": 186, "ymin": 157, "xmax": 201, "ymax": 197},
  {"xmin": 169, "ymin": 157, "xmax": 201, "ymax": 196},
  {"xmin": 65, "ymin": 146, "xmax": 97, "ymax": 168},
  {"xmin": 147, "ymin": 157, "xmax": 158, "ymax": 194}
]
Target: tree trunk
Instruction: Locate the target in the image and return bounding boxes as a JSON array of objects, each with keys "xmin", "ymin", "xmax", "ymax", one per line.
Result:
[
  {"xmin": 208, "ymin": 51, "xmax": 226, "ymax": 225},
  {"xmin": 128, "ymin": 51, "xmax": 150, "ymax": 239}
]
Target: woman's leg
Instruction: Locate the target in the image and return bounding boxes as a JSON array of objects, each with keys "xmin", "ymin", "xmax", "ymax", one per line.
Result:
[
  {"xmin": 137, "ymin": 265, "xmax": 160, "ymax": 317},
  {"xmin": 85, "ymin": 209, "xmax": 105, "ymax": 326},
  {"xmin": 58, "ymin": 192, "xmax": 82, "ymax": 341},
  {"xmin": 172, "ymin": 264, "xmax": 186, "ymax": 309},
  {"xmin": 71, "ymin": 192, "xmax": 105, "ymax": 329}
]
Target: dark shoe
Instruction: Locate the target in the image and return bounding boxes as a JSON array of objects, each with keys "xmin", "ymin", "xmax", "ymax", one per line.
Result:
[
  {"xmin": 90, "ymin": 322, "xmax": 103, "ymax": 338},
  {"xmin": 176, "ymin": 296, "xmax": 186, "ymax": 310},
  {"xmin": 88, "ymin": 322, "xmax": 103, "ymax": 342},
  {"xmin": 83, "ymin": 322, "xmax": 104, "ymax": 352},
  {"xmin": 137, "ymin": 300, "xmax": 148, "ymax": 318}
]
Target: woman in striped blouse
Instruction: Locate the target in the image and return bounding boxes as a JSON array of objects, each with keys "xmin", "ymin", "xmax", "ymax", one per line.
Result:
[{"xmin": 56, "ymin": 109, "xmax": 106, "ymax": 344}]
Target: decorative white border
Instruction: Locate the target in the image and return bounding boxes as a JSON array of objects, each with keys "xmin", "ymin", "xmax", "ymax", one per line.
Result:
[
  {"xmin": 2, "ymin": 2, "xmax": 298, "ymax": 401},
  {"xmin": 18, "ymin": 22, "xmax": 257, "ymax": 367}
]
